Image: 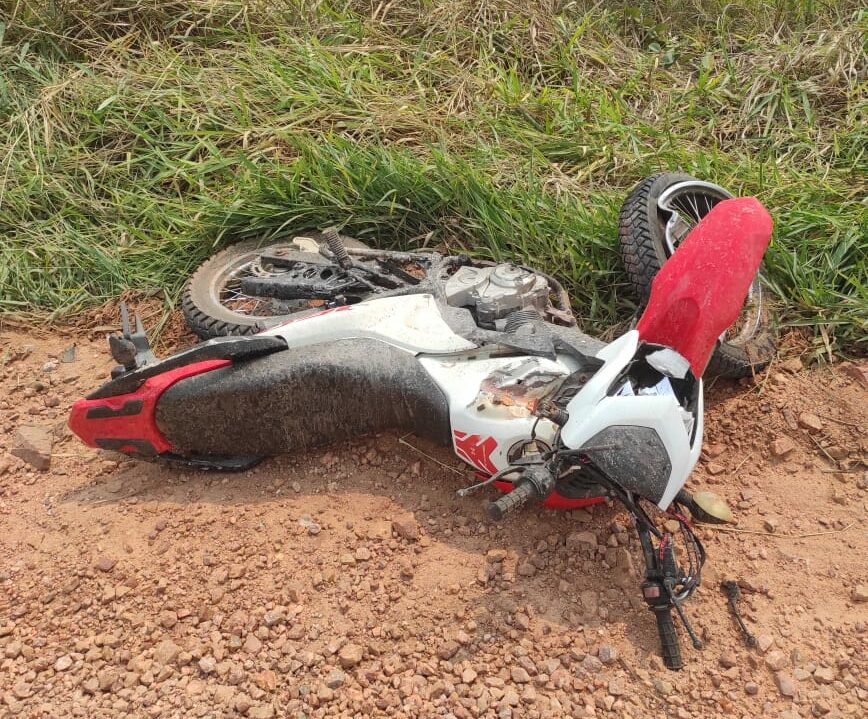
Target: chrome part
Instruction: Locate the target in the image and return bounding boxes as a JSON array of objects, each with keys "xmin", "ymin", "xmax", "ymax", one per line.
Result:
[{"xmin": 657, "ymin": 180, "xmax": 733, "ymax": 256}]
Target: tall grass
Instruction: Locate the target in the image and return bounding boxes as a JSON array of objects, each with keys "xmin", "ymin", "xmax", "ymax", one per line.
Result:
[{"xmin": 1, "ymin": 1, "xmax": 865, "ymax": 351}]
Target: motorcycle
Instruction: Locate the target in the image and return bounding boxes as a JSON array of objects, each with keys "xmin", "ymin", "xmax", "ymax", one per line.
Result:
[{"xmin": 68, "ymin": 180, "xmax": 773, "ymax": 670}]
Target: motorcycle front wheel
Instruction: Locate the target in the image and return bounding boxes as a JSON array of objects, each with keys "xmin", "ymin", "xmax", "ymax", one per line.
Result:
[
  {"xmin": 618, "ymin": 173, "xmax": 776, "ymax": 378},
  {"xmin": 182, "ymin": 232, "xmax": 369, "ymax": 339}
]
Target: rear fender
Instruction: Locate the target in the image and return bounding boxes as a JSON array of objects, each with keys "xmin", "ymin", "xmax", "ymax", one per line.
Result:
[{"xmin": 69, "ymin": 360, "xmax": 230, "ymax": 457}]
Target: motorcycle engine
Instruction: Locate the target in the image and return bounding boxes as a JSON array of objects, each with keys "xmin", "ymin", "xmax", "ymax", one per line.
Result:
[{"xmin": 444, "ymin": 263, "xmax": 549, "ymax": 328}]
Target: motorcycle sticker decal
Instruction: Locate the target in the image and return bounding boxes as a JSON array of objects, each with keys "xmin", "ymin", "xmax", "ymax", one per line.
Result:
[
  {"xmin": 274, "ymin": 305, "xmax": 352, "ymax": 329},
  {"xmin": 453, "ymin": 431, "xmax": 498, "ymax": 475}
]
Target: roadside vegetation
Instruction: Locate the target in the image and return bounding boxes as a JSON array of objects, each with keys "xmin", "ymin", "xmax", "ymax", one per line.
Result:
[{"xmin": 1, "ymin": 1, "xmax": 865, "ymax": 354}]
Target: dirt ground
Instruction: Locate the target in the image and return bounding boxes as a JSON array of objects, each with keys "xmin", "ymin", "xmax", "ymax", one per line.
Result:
[{"xmin": 0, "ymin": 321, "xmax": 865, "ymax": 719}]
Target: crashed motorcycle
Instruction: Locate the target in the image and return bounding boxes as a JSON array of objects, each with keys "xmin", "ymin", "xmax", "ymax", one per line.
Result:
[{"xmin": 69, "ymin": 183, "xmax": 773, "ymax": 670}]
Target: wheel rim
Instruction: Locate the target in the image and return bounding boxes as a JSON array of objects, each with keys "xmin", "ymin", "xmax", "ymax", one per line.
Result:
[
  {"xmin": 656, "ymin": 181, "xmax": 765, "ymax": 347},
  {"xmin": 208, "ymin": 244, "xmax": 322, "ymax": 325}
]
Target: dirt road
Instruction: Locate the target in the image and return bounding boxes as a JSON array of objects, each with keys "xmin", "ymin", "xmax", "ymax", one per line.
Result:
[{"xmin": 1, "ymin": 325, "xmax": 865, "ymax": 718}]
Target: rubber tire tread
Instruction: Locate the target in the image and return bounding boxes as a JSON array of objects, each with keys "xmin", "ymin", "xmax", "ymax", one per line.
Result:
[{"xmin": 618, "ymin": 173, "xmax": 775, "ymax": 379}]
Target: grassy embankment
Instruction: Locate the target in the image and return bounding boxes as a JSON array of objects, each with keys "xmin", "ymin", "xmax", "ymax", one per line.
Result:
[{"xmin": 1, "ymin": 2, "xmax": 865, "ymax": 354}]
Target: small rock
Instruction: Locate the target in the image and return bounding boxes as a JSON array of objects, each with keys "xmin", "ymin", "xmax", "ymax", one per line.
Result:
[
  {"xmin": 756, "ymin": 634, "xmax": 775, "ymax": 653},
  {"xmin": 81, "ymin": 677, "xmax": 99, "ymax": 694},
  {"xmin": 798, "ymin": 412, "xmax": 823, "ymax": 434},
  {"xmin": 813, "ymin": 666, "xmax": 836, "ymax": 684},
  {"xmin": 11, "ymin": 425, "xmax": 53, "ymax": 471},
  {"xmin": 516, "ymin": 561, "xmax": 536, "ymax": 577},
  {"xmin": 744, "ymin": 681, "xmax": 759, "ymax": 695},
  {"xmin": 437, "ymin": 641, "xmax": 459, "ymax": 661},
  {"xmin": 12, "ymin": 681, "xmax": 32, "ymax": 699},
  {"xmin": 598, "ymin": 645, "xmax": 618, "ymax": 665},
  {"xmin": 339, "ymin": 553, "xmax": 356, "ymax": 566},
  {"xmin": 462, "ymin": 667, "xmax": 478, "ymax": 684},
  {"xmin": 581, "ymin": 654, "xmax": 602, "ymax": 673},
  {"xmin": 97, "ymin": 668, "xmax": 118, "ymax": 691},
  {"xmin": 486, "ymin": 549, "xmax": 508, "ymax": 563},
  {"xmin": 831, "ymin": 489, "xmax": 848, "ymax": 505},
  {"xmin": 54, "ymin": 654, "xmax": 73, "ymax": 672},
  {"xmin": 794, "ymin": 667, "xmax": 812, "ymax": 681},
  {"xmin": 256, "ymin": 670, "xmax": 277, "ymax": 692},
  {"xmin": 325, "ymin": 668, "xmax": 346, "ymax": 689},
  {"xmin": 851, "ymin": 585, "xmax": 868, "ymax": 603},
  {"xmin": 391, "ymin": 515, "xmax": 420, "ymax": 541},
  {"xmin": 706, "ymin": 442, "xmax": 726, "ymax": 458},
  {"xmin": 248, "ymin": 706, "xmax": 275, "ymax": 719},
  {"xmin": 338, "ymin": 643, "xmax": 363, "ymax": 668},
  {"xmin": 653, "ymin": 678, "xmax": 673, "ymax": 696},
  {"xmin": 243, "ymin": 634, "xmax": 262, "ymax": 654},
  {"xmin": 608, "ymin": 677, "xmax": 625, "ymax": 697},
  {"xmin": 765, "ymin": 650, "xmax": 787, "ymax": 671},
  {"xmin": 94, "ymin": 556, "xmax": 116, "ymax": 573},
  {"xmin": 158, "ymin": 610, "xmax": 177, "ymax": 628},
  {"xmin": 719, "ymin": 652, "xmax": 738, "ymax": 669},
  {"xmin": 770, "ymin": 437, "xmax": 796, "ymax": 458},
  {"xmin": 4, "ymin": 641, "xmax": 22, "ymax": 659},
  {"xmin": 285, "ymin": 581, "xmax": 303, "ymax": 603},
  {"xmin": 198, "ymin": 656, "xmax": 217, "ymax": 674},
  {"xmin": 565, "ymin": 531, "xmax": 597, "ymax": 549},
  {"xmin": 263, "ymin": 609, "xmax": 285, "ymax": 628},
  {"xmin": 510, "ymin": 666, "xmax": 530, "ymax": 683},
  {"xmin": 775, "ymin": 672, "xmax": 797, "ymax": 698},
  {"xmin": 153, "ymin": 640, "xmax": 181, "ymax": 666},
  {"xmin": 763, "ymin": 518, "xmax": 779, "ymax": 534},
  {"xmin": 706, "ymin": 461, "xmax": 726, "ymax": 475},
  {"xmin": 826, "ymin": 445, "xmax": 848, "ymax": 460}
]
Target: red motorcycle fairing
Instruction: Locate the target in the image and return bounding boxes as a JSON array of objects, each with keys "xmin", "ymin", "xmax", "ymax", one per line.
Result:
[
  {"xmin": 68, "ymin": 360, "xmax": 230, "ymax": 456},
  {"xmin": 636, "ymin": 197, "xmax": 773, "ymax": 377}
]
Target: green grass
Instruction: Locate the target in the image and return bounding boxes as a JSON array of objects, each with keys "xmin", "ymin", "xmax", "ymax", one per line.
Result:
[{"xmin": 1, "ymin": 1, "xmax": 865, "ymax": 354}]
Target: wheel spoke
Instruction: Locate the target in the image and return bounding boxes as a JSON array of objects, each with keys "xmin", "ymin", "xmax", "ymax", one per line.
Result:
[{"xmin": 217, "ymin": 257, "xmax": 292, "ymax": 318}]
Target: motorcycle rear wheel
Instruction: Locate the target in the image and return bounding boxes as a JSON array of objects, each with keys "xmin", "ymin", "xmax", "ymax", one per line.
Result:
[
  {"xmin": 618, "ymin": 173, "xmax": 776, "ymax": 378},
  {"xmin": 182, "ymin": 232, "xmax": 369, "ymax": 339}
]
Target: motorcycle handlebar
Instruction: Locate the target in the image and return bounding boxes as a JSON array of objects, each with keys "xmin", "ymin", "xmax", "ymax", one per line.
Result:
[
  {"xmin": 487, "ymin": 481, "xmax": 537, "ymax": 521},
  {"xmin": 655, "ymin": 607, "xmax": 683, "ymax": 670}
]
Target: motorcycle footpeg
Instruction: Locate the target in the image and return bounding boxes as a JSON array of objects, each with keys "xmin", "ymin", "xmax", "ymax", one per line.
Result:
[{"xmin": 109, "ymin": 302, "xmax": 157, "ymax": 377}]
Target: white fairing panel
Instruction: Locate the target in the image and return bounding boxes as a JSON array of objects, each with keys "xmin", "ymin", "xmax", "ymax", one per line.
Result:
[
  {"xmin": 262, "ymin": 294, "xmax": 475, "ymax": 354},
  {"xmin": 419, "ymin": 354, "xmax": 580, "ymax": 474},
  {"xmin": 560, "ymin": 330, "xmax": 702, "ymax": 509}
]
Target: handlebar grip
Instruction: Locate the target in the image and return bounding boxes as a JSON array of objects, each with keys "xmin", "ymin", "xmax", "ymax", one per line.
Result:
[
  {"xmin": 487, "ymin": 481, "xmax": 537, "ymax": 521},
  {"xmin": 655, "ymin": 608, "xmax": 683, "ymax": 671}
]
